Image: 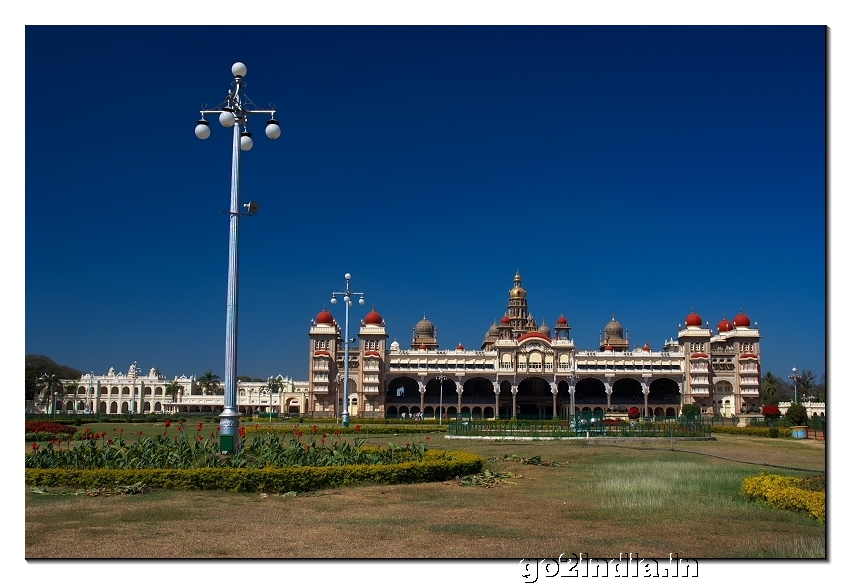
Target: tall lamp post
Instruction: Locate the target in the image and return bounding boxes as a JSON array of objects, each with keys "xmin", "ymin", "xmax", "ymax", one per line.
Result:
[
  {"xmin": 53, "ymin": 391, "xmax": 59, "ymax": 418},
  {"xmin": 789, "ymin": 367, "xmax": 800, "ymax": 405},
  {"xmin": 195, "ymin": 62, "xmax": 280, "ymax": 453},
  {"xmin": 437, "ymin": 369, "xmax": 447, "ymax": 425},
  {"xmin": 330, "ymin": 273, "xmax": 365, "ymax": 427}
]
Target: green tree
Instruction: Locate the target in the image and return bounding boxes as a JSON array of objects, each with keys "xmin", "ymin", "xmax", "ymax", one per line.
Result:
[
  {"xmin": 164, "ymin": 381, "xmax": 182, "ymax": 401},
  {"xmin": 35, "ymin": 372, "xmax": 62, "ymax": 409},
  {"xmin": 792, "ymin": 369, "xmax": 817, "ymax": 402},
  {"xmin": 681, "ymin": 403, "xmax": 701, "ymax": 420},
  {"xmin": 26, "ymin": 355, "xmax": 83, "ymax": 401},
  {"xmin": 761, "ymin": 371, "xmax": 781, "ymax": 406},
  {"xmin": 785, "ymin": 403, "xmax": 809, "ymax": 426},
  {"xmin": 198, "ymin": 370, "xmax": 222, "ymax": 395}
]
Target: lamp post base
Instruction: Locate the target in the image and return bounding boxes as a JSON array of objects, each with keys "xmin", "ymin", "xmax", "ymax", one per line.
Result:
[{"xmin": 219, "ymin": 407, "xmax": 241, "ymax": 454}]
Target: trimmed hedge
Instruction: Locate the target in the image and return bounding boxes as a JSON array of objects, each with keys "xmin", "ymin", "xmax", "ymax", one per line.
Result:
[
  {"xmin": 25, "ymin": 450, "xmax": 485, "ymax": 493},
  {"xmin": 710, "ymin": 425, "xmax": 791, "ymax": 438},
  {"xmin": 741, "ymin": 471, "xmax": 825, "ymax": 521}
]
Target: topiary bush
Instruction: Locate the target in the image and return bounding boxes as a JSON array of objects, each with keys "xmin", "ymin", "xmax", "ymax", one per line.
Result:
[
  {"xmin": 785, "ymin": 404, "xmax": 808, "ymax": 426},
  {"xmin": 681, "ymin": 404, "xmax": 701, "ymax": 419}
]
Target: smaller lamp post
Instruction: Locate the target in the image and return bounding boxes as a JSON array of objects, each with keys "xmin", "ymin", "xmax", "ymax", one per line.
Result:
[
  {"xmin": 53, "ymin": 391, "xmax": 59, "ymax": 418},
  {"xmin": 268, "ymin": 377, "xmax": 275, "ymax": 424},
  {"xmin": 437, "ymin": 369, "xmax": 448, "ymax": 425},
  {"xmin": 789, "ymin": 367, "xmax": 800, "ymax": 405}
]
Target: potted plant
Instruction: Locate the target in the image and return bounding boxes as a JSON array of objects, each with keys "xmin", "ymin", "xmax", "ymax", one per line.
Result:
[
  {"xmin": 627, "ymin": 407, "xmax": 641, "ymax": 420},
  {"xmin": 785, "ymin": 404, "xmax": 809, "ymax": 439}
]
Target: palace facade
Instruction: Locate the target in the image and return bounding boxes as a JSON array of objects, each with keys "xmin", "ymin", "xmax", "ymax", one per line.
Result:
[
  {"xmin": 48, "ymin": 362, "xmax": 308, "ymax": 417},
  {"xmin": 307, "ymin": 271, "xmax": 763, "ymax": 420},
  {"xmin": 48, "ymin": 272, "xmax": 762, "ymax": 420}
]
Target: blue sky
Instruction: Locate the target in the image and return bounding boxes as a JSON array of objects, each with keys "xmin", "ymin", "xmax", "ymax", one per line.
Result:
[{"xmin": 22, "ymin": 24, "xmax": 827, "ymax": 383}]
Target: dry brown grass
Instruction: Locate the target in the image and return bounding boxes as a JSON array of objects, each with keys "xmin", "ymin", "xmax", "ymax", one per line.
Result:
[{"xmin": 25, "ymin": 434, "xmax": 825, "ymax": 559}]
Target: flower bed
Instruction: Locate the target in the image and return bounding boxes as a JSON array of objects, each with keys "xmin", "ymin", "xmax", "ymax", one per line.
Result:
[{"xmin": 741, "ymin": 471, "xmax": 825, "ymax": 521}]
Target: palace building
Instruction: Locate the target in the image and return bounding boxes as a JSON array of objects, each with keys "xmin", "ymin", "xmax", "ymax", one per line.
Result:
[
  {"xmin": 50, "ymin": 272, "xmax": 762, "ymax": 420},
  {"xmin": 307, "ymin": 271, "xmax": 763, "ymax": 420}
]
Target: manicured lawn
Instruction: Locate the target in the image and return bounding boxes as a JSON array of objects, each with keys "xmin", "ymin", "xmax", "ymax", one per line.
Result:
[{"xmin": 25, "ymin": 427, "xmax": 825, "ymax": 559}]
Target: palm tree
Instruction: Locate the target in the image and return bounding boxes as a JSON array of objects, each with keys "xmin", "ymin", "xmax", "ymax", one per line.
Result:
[
  {"xmin": 198, "ymin": 370, "xmax": 222, "ymax": 395},
  {"xmin": 37, "ymin": 373, "xmax": 61, "ymax": 412},
  {"xmin": 164, "ymin": 381, "xmax": 182, "ymax": 401},
  {"xmin": 761, "ymin": 371, "xmax": 780, "ymax": 404}
]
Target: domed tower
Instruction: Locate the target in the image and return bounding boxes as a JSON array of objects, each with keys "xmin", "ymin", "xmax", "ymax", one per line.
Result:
[
  {"xmin": 359, "ymin": 305, "xmax": 389, "ymax": 415},
  {"xmin": 599, "ymin": 314, "xmax": 629, "ymax": 351},
  {"xmin": 308, "ymin": 307, "xmax": 342, "ymax": 415},
  {"xmin": 508, "ymin": 270, "xmax": 529, "ymax": 333},
  {"xmin": 554, "ymin": 313, "xmax": 571, "ymax": 340},
  {"xmin": 411, "ymin": 314, "xmax": 438, "ymax": 350},
  {"xmin": 537, "ymin": 319, "xmax": 551, "ymax": 338},
  {"xmin": 480, "ymin": 320, "xmax": 499, "ymax": 350}
]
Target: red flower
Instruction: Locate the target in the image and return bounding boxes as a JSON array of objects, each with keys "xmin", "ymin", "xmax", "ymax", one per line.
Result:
[
  {"xmin": 101, "ymin": 431, "xmax": 106, "ymax": 438},
  {"xmin": 210, "ymin": 432, "xmax": 215, "ymax": 439},
  {"xmin": 239, "ymin": 426, "xmax": 247, "ymax": 438},
  {"xmin": 31, "ymin": 443, "xmax": 39, "ymax": 451},
  {"xmin": 198, "ymin": 435, "xmax": 203, "ymax": 441},
  {"xmin": 107, "ymin": 439, "xmax": 114, "ymax": 445},
  {"xmin": 217, "ymin": 425, "xmax": 221, "ymax": 432},
  {"xmin": 138, "ymin": 431, "xmax": 144, "ymax": 437},
  {"xmin": 197, "ymin": 422, "xmax": 204, "ymax": 432},
  {"xmin": 311, "ymin": 424, "xmax": 318, "ymax": 434},
  {"xmin": 177, "ymin": 425, "xmax": 183, "ymax": 431},
  {"xmin": 164, "ymin": 419, "xmax": 172, "ymax": 428},
  {"xmin": 426, "ymin": 436, "xmax": 431, "ymax": 441},
  {"xmin": 334, "ymin": 430, "xmax": 341, "ymax": 436},
  {"xmin": 255, "ymin": 424, "xmax": 260, "ymax": 430},
  {"xmin": 119, "ymin": 428, "xmax": 124, "ymax": 434},
  {"xmin": 305, "ymin": 444, "xmax": 311, "ymax": 451},
  {"xmin": 355, "ymin": 425, "xmax": 362, "ymax": 432},
  {"xmin": 406, "ymin": 442, "xmax": 411, "ymax": 448}
]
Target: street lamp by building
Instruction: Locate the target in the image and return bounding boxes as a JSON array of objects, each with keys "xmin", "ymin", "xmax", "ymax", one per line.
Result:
[
  {"xmin": 196, "ymin": 62, "xmax": 280, "ymax": 453},
  {"xmin": 334, "ymin": 373, "xmax": 342, "ymax": 423},
  {"xmin": 437, "ymin": 369, "xmax": 448, "ymax": 425},
  {"xmin": 789, "ymin": 367, "xmax": 800, "ymax": 405},
  {"xmin": 131, "ymin": 361, "xmax": 138, "ymax": 416},
  {"xmin": 53, "ymin": 391, "xmax": 59, "ymax": 418},
  {"xmin": 88, "ymin": 371, "xmax": 94, "ymax": 414},
  {"xmin": 330, "ymin": 273, "xmax": 365, "ymax": 427},
  {"xmin": 268, "ymin": 377, "xmax": 275, "ymax": 424}
]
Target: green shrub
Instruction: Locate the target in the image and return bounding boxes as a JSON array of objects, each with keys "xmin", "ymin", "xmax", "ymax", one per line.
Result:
[
  {"xmin": 24, "ymin": 450, "xmax": 485, "ymax": 493},
  {"xmin": 681, "ymin": 404, "xmax": 701, "ymax": 419},
  {"xmin": 768, "ymin": 427, "xmax": 779, "ymax": 438},
  {"xmin": 785, "ymin": 404, "xmax": 808, "ymax": 426},
  {"xmin": 710, "ymin": 425, "xmax": 790, "ymax": 438}
]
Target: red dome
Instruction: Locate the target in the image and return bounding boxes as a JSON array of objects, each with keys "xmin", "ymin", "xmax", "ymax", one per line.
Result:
[
  {"xmin": 500, "ymin": 315, "xmax": 511, "ymax": 325},
  {"xmin": 316, "ymin": 309, "xmax": 333, "ymax": 324},
  {"xmin": 419, "ymin": 344, "xmax": 427, "ymax": 350},
  {"xmin": 604, "ymin": 344, "xmax": 614, "ymax": 351},
  {"xmin": 557, "ymin": 314, "xmax": 568, "ymax": 325},
  {"xmin": 733, "ymin": 311, "xmax": 751, "ymax": 328},
  {"xmin": 364, "ymin": 307, "xmax": 382, "ymax": 325},
  {"xmin": 717, "ymin": 317, "xmax": 734, "ymax": 332},
  {"xmin": 684, "ymin": 311, "xmax": 702, "ymax": 327},
  {"xmin": 456, "ymin": 343, "xmax": 465, "ymax": 351}
]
